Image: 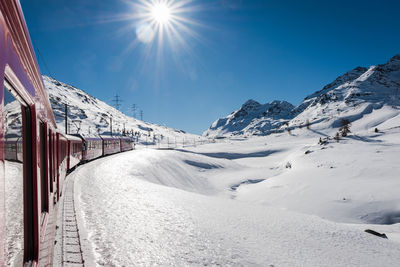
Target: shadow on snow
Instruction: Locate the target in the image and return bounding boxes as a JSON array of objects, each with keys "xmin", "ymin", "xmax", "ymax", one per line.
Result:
[
  {"xmin": 176, "ymin": 149, "xmax": 282, "ymax": 160},
  {"xmin": 183, "ymin": 160, "xmax": 222, "ymax": 169}
]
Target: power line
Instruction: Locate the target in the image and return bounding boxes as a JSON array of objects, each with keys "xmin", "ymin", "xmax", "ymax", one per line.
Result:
[
  {"xmin": 130, "ymin": 104, "xmax": 137, "ymax": 118},
  {"xmin": 112, "ymin": 94, "xmax": 123, "ymax": 110},
  {"xmin": 31, "ymin": 38, "xmax": 55, "ymax": 79}
]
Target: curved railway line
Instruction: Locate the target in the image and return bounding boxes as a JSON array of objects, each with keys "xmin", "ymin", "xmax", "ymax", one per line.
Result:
[{"xmin": 0, "ymin": 1, "xmax": 134, "ymax": 265}]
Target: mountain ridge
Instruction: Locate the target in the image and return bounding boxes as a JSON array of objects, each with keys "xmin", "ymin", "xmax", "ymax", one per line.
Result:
[
  {"xmin": 204, "ymin": 54, "xmax": 400, "ymax": 137},
  {"xmin": 43, "ymin": 75, "xmax": 199, "ymax": 141}
]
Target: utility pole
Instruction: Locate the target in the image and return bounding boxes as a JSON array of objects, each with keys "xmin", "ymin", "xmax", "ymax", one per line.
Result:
[
  {"xmin": 64, "ymin": 103, "xmax": 68, "ymax": 134},
  {"xmin": 131, "ymin": 104, "xmax": 137, "ymax": 118},
  {"xmin": 110, "ymin": 117, "xmax": 113, "ymax": 136},
  {"xmin": 112, "ymin": 94, "xmax": 123, "ymax": 110},
  {"xmin": 140, "ymin": 110, "xmax": 143, "ymax": 121}
]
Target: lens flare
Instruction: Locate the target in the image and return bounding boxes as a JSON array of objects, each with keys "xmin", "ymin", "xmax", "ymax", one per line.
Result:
[{"xmin": 136, "ymin": 23, "xmax": 155, "ymax": 43}]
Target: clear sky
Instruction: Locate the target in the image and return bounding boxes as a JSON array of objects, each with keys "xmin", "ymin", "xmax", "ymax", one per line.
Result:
[{"xmin": 20, "ymin": 0, "xmax": 400, "ymax": 134}]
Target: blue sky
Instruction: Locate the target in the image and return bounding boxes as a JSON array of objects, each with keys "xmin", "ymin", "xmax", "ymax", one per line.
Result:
[{"xmin": 20, "ymin": 0, "xmax": 400, "ymax": 134}]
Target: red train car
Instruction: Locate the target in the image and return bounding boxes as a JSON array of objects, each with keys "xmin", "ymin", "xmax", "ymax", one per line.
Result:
[
  {"xmin": 101, "ymin": 136, "xmax": 121, "ymax": 156},
  {"xmin": 0, "ymin": 1, "xmax": 63, "ymax": 265},
  {"xmin": 120, "ymin": 137, "xmax": 135, "ymax": 152},
  {"xmin": 1, "ymin": 2, "xmax": 139, "ymax": 265},
  {"xmin": 56, "ymin": 133, "xmax": 68, "ymax": 201},
  {"xmin": 81, "ymin": 136, "xmax": 103, "ymax": 162},
  {"xmin": 66, "ymin": 134, "xmax": 82, "ymax": 170}
]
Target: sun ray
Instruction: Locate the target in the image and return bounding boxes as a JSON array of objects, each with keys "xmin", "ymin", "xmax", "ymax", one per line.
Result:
[
  {"xmin": 130, "ymin": 0, "xmax": 202, "ymax": 47},
  {"xmin": 89, "ymin": 0, "xmax": 211, "ymax": 88}
]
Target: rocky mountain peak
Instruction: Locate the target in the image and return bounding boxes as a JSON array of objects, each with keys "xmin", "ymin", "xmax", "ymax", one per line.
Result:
[
  {"xmin": 241, "ymin": 99, "xmax": 261, "ymax": 110},
  {"xmin": 204, "ymin": 54, "xmax": 400, "ymax": 137}
]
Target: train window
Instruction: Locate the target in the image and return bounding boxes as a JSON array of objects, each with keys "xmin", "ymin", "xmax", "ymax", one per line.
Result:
[{"xmin": 3, "ymin": 82, "xmax": 26, "ymax": 265}]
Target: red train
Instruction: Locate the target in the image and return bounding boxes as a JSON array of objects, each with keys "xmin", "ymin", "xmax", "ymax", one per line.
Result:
[{"xmin": 0, "ymin": 1, "xmax": 134, "ymax": 266}]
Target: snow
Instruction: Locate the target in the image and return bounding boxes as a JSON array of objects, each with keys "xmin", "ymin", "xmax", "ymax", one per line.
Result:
[
  {"xmin": 5, "ymin": 161, "xmax": 24, "ymax": 267},
  {"xmin": 45, "ymin": 54, "xmax": 400, "ymax": 265},
  {"xmin": 42, "ymin": 76, "xmax": 201, "ymax": 144},
  {"xmin": 69, "ymin": 121, "xmax": 400, "ymax": 266},
  {"xmin": 204, "ymin": 99, "xmax": 294, "ymax": 137},
  {"xmin": 205, "ymin": 54, "xmax": 400, "ymax": 138}
]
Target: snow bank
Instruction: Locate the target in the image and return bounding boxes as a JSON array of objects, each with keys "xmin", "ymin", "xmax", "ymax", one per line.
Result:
[{"xmin": 71, "ymin": 124, "xmax": 400, "ymax": 265}]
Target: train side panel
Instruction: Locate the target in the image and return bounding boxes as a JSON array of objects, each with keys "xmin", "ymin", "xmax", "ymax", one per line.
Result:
[
  {"xmin": 82, "ymin": 137, "xmax": 102, "ymax": 162},
  {"xmin": 101, "ymin": 136, "xmax": 121, "ymax": 156},
  {"xmin": 120, "ymin": 137, "xmax": 134, "ymax": 152},
  {"xmin": 56, "ymin": 133, "xmax": 67, "ymax": 201},
  {"xmin": 66, "ymin": 135, "xmax": 82, "ymax": 171},
  {"xmin": 0, "ymin": 1, "xmax": 59, "ymax": 265}
]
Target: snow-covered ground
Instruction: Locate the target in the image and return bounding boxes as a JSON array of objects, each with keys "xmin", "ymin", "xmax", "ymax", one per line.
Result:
[
  {"xmin": 69, "ymin": 122, "xmax": 400, "ymax": 266},
  {"xmin": 5, "ymin": 161, "xmax": 24, "ymax": 267}
]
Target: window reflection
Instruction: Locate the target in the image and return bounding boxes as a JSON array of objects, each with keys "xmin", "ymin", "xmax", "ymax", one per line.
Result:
[{"xmin": 4, "ymin": 83, "xmax": 24, "ymax": 266}]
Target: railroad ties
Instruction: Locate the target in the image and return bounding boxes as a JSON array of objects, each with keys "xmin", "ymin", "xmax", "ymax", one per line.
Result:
[
  {"xmin": 61, "ymin": 176, "xmax": 85, "ymax": 266},
  {"xmin": 39, "ymin": 197, "xmax": 58, "ymax": 266}
]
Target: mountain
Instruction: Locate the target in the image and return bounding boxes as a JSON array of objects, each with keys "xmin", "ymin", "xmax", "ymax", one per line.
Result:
[
  {"xmin": 43, "ymin": 76, "xmax": 199, "ymax": 141},
  {"xmin": 290, "ymin": 54, "xmax": 400, "ymax": 131},
  {"xmin": 203, "ymin": 99, "xmax": 294, "ymax": 137},
  {"xmin": 204, "ymin": 54, "xmax": 400, "ymax": 137}
]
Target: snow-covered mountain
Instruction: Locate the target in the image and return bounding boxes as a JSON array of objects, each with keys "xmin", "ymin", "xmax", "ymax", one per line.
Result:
[
  {"xmin": 204, "ymin": 54, "xmax": 400, "ymax": 137},
  {"xmin": 43, "ymin": 76, "xmax": 199, "ymax": 141},
  {"xmin": 290, "ymin": 54, "xmax": 400, "ymax": 131},
  {"xmin": 203, "ymin": 99, "xmax": 294, "ymax": 137}
]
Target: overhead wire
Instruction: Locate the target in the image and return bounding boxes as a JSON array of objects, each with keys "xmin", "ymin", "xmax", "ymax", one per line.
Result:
[{"xmin": 31, "ymin": 37, "xmax": 55, "ymax": 79}]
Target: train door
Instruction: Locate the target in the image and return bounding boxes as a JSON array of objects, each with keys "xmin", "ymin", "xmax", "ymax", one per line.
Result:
[
  {"xmin": 53, "ymin": 133, "xmax": 56, "ymax": 197},
  {"xmin": 55, "ymin": 133, "xmax": 60, "ymax": 201},
  {"xmin": 39, "ymin": 122, "xmax": 48, "ymax": 216},
  {"xmin": 66, "ymin": 140, "xmax": 70, "ymax": 170},
  {"xmin": 48, "ymin": 130, "xmax": 53, "ymax": 194},
  {"xmin": 2, "ymin": 80, "xmax": 34, "ymax": 265}
]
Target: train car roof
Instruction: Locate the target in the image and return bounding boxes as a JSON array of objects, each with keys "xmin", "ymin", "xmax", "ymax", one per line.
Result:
[
  {"xmin": 70, "ymin": 133, "xmax": 102, "ymax": 141},
  {"xmin": 99, "ymin": 135, "xmax": 121, "ymax": 140},
  {"xmin": 65, "ymin": 134, "xmax": 82, "ymax": 142},
  {"xmin": 82, "ymin": 137, "xmax": 102, "ymax": 141},
  {"xmin": 120, "ymin": 136, "xmax": 134, "ymax": 140},
  {"xmin": 0, "ymin": 0, "xmax": 57, "ymax": 127},
  {"xmin": 57, "ymin": 132, "xmax": 67, "ymax": 139}
]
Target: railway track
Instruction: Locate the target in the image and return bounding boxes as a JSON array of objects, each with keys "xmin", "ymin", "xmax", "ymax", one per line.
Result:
[{"xmin": 61, "ymin": 176, "xmax": 85, "ymax": 266}]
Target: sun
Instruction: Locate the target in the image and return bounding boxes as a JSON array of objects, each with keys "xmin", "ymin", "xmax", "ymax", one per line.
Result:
[
  {"xmin": 122, "ymin": 0, "xmax": 203, "ymax": 60},
  {"xmin": 151, "ymin": 3, "xmax": 171, "ymax": 24}
]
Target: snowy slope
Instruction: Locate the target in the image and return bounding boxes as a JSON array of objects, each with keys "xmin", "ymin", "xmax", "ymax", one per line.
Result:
[
  {"xmin": 50, "ymin": 55, "xmax": 400, "ymax": 266},
  {"xmin": 205, "ymin": 54, "xmax": 400, "ymax": 137},
  {"xmin": 69, "ymin": 122, "xmax": 400, "ymax": 266},
  {"xmin": 43, "ymin": 76, "xmax": 200, "ymax": 141},
  {"xmin": 290, "ymin": 54, "xmax": 400, "ymax": 132},
  {"xmin": 203, "ymin": 99, "xmax": 294, "ymax": 137}
]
